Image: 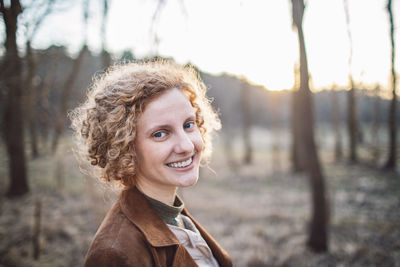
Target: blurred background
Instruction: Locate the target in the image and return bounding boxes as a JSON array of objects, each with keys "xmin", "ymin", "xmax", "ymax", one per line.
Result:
[{"xmin": 0, "ymin": 0, "xmax": 399, "ymax": 266}]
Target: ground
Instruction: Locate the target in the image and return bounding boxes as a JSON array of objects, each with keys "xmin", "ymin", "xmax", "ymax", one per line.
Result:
[{"xmin": 0, "ymin": 136, "xmax": 399, "ymax": 267}]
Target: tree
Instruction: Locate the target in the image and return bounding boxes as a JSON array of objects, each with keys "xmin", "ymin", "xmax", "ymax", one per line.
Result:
[
  {"xmin": 25, "ymin": 40, "xmax": 40, "ymax": 158},
  {"xmin": 52, "ymin": 45, "xmax": 88, "ymax": 153},
  {"xmin": 0, "ymin": 0, "xmax": 29, "ymax": 196},
  {"xmin": 52, "ymin": 0, "xmax": 89, "ymax": 152},
  {"xmin": 291, "ymin": 0, "xmax": 329, "ymax": 252},
  {"xmin": 372, "ymin": 85, "xmax": 381, "ymax": 165},
  {"xmin": 271, "ymin": 92, "xmax": 282, "ymax": 173},
  {"xmin": 331, "ymin": 88, "xmax": 343, "ymax": 161},
  {"xmin": 291, "ymin": 63, "xmax": 306, "ymax": 172},
  {"xmin": 241, "ymin": 79, "xmax": 252, "ymax": 164},
  {"xmin": 343, "ymin": 0, "xmax": 358, "ymax": 163},
  {"xmin": 22, "ymin": 0, "xmax": 58, "ymax": 158},
  {"xmin": 384, "ymin": 0, "xmax": 397, "ymax": 170},
  {"xmin": 100, "ymin": 0, "xmax": 111, "ymax": 69}
]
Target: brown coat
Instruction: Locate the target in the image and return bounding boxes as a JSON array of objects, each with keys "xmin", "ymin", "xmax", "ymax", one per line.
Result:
[{"xmin": 84, "ymin": 187, "xmax": 232, "ymax": 267}]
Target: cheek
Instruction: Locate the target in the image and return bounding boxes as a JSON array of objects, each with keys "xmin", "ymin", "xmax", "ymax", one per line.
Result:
[
  {"xmin": 136, "ymin": 140, "xmax": 157, "ymax": 165},
  {"xmin": 193, "ymin": 131, "xmax": 204, "ymax": 152},
  {"xmin": 142, "ymin": 141, "xmax": 176, "ymax": 167}
]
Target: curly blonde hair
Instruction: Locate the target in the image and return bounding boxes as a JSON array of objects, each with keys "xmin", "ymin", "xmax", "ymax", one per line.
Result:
[{"xmin": 70, "ymin": 60, "xmax": 221, "ymax": 188}]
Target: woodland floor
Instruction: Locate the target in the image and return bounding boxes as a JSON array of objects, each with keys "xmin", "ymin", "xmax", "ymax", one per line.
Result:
[{"xmin": 0, "ymin": 137, "xmax": 399, "ymax": 267}]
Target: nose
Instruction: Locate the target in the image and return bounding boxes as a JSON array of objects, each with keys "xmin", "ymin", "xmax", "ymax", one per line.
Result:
[{"xmin": 173, "ymin": 131, "xmax": 194, "ymax": 154}]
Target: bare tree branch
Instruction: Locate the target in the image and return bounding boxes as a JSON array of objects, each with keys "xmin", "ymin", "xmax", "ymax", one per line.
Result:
[
  {"xmin": 101, "ymin": 0, "xmax": 109, "ymax": 50},
  {"xmin": 28, "ymin": 0, "xmax": 56, "ymax": 41},
  {"xmin": 384, "ymin": 0, "xmax": 397, "ymax": 169},
  {"xmin": 150, "ymin": 0, "xmax": 166, "ymax": 47},
  {"xmin": 82, "ymin": 0, "xmax": 90, "ymax": 44},
  {"xmin": 149, "ymin": 0, "xmax": 187, "ymax": 53},
  {"xmin": 0, "ymin": 0, "xmax": 5, "ymax": 13},
  {"xmin": 343, "ymin": 0, "xmax": 353, "ymax": 80}
]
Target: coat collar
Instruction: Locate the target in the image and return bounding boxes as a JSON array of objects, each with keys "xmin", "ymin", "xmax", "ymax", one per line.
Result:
[
  {"xmin": 118, "ymin": 186, "xmax": 180, "ymax": 247},
  {"xmin": 118, "ymin": 186, "xmax": 232, "ymax": 267}
]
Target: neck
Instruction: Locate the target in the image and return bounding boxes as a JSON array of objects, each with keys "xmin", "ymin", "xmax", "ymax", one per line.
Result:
[{"xmin": 136, "ymin": 179, "xmax": 177, "ymax": 205}]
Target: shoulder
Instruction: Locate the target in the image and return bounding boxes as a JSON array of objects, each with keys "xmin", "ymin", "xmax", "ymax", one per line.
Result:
[{"xmin": 84, "ymin": 203, "xmax": 154, "ymax": 266}]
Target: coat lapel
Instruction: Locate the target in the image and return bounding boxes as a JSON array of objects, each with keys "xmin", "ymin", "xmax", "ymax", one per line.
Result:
[
  {"xmin": 118, "ymin": 187, "xmax": 232, "ymax": 267},
  {"xmin": 119, "ymin": 187, "xmax": 180, "ymax": 247}
]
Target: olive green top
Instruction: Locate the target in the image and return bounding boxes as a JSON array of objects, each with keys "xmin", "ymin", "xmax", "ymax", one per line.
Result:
[{"xmin": 143, "ymin": 194, "xmax": 184, "ymax": 228}]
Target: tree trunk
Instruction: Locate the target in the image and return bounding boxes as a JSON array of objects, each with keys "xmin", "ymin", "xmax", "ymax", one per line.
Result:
[
  {"xmin": 291, "ymin": 90, "xmax": 307, "ymax": 172},
  {"xmin": 384, "ymin": 0, "xmax": 397, "ymax": 170},
  {"xmin": 101, "ymin": 49, "xmax": 111, "ymax": 70},
  {"xmin": 298, "ymin": 23, "xmax": 328, "ymax": 253},
  {"xmin": 290, "ymin": 63, "xmax": 305, "ymax": 172},
  {"xmin": 331, "ymin": 89, "xmax": 343, "ymax": 161},
  {"xmin": 1, "ymin": 0, "xmax": 29, "ymax": 197},
  {"xmin": 100, "ymin": 0, "xmax": 111, "ymax": 69},
  {"xmin": 241, "ymin": 81, "xmax": 252, "ymax": 164},
  {"xmin": 271, "ymin": 93, "xmax": 282, "ymax": 173},
  {"xmin": 291, "ymin": 0, "xmax": 328, "ymax": 252},
  {"xmin": 372, "ymin": 85, "xmax": 381, "ymax": 165},
  {"xmin": 25, "ymin": 41, "xmax": 39, "ymax": 158},
  {"xmin": 223, "ymin": 131, "xmax": 238, "ymax": 172},
  {"xmin": 347, "ymin": 85, "xmax": 358, "ymax": 163},
  {"xmin": 343, "ymin": 0, "xmax": 358, "ymax": 163},
  {"xmin": 52, "ymin": 45, "xmax": 87, "ymax": 153},
  {"xmin": 38, "ymin": 48, "xmax": 60, "ymax": 145}
]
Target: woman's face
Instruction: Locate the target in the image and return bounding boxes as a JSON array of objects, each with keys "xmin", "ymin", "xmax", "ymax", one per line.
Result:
[{"xmin": 135, "ymin": 88, "xmax": 204, "ymax": 193}]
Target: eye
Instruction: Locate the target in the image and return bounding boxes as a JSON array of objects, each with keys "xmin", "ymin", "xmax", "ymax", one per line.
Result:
[
  {"xmin": 153, "ymin": 131, "xmax": 167, "ymax": 139},
  {"xmin": 184, "ymin": 121, "xmax": 195, "ymax": 130}
]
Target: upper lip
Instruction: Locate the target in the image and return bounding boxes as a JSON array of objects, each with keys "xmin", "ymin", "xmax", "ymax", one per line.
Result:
[{"xmin": 166, "ymin": 155, "xmax": 194, "ymax": 165}]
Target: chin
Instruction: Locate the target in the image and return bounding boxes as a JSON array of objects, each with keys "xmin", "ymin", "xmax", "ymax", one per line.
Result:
[{"xmin": 178, "ymin": 175, "xmax": 199, "ymax": 188}]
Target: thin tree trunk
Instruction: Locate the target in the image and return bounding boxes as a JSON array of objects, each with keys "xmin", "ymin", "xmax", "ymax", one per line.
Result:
[
  {"xmin": 52, "ymin": 0, "xmax": 90, "ymax": 152},
  {"xmin": 291, "ymin": 64, "xmax": 305, "ymax": 172},
  {"xmin": 38, "ymin": 48, "xmax": 60, "ymax": 145},
  {"xmin": 241, "ymin": 81, "xmax": 252, "ymax": 164},
  {"xmin": 1, "ymin": 0, "xmax": 29, "ymax": 197},
  {"xmin": 25, "ymin": 41, "xmax": 39, "ymax": 158},
  {"xmin": 372, "ymin": 85, "xmax": 381, "ymax": 165},
  {"xmin": 343, "ymin": 0, "xmax": 358, "ymax": 163},
  {"xmin": 331, "ymin": 89, "xmax": 343, "ymax": 161},
  {"xmin": 348, "ymin": 85, "xmax": 358, "ymax": 163},
  {"xmin": 52, "ymin": 45, "xmax": 87, "ymax": 153},
  {"xmin": 223, "ymin": 131, "xmax": 238, "ymax": 172},
  {"xmin": 101, "ymin": 49, "xmax": 111, "ymax": 70},
  {"xmin": 292, "ymin": 90, "xmax": 307, "ymax": 172},
  {"xmin": 100, "ymin": 0, "xmax": 111, "ymax": 69},
  {"xmin": 384, "ymin": 0, "xmax": 397, "ymax": 170},
  {"xmin": 298, "ymin": 22, "xmax": 328, "ymax": 253},
  {"xmin": 291, "ymin": 0, "xmax": 328, "ymax": 252},
  {"xmin": 271, "ymin": 93, "xmax": 282, "ymax": 173}
]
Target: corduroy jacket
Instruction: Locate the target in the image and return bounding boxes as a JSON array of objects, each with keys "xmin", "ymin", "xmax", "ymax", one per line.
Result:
[{"xmin": 84, "ymin": 187, "xmax": 232, "ymax": 267}]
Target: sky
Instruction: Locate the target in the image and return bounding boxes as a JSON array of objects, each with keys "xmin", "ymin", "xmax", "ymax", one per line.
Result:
[{"xmin": 3, "ymin": 0, "xmax": 400, "ymax": 91}]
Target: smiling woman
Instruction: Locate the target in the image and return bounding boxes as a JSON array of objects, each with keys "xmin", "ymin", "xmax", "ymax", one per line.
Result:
[
  {"xmin": 135, "ymin": 88, "xmax": 204, "ymax": 205},
  {"xmin": 69, "ymin": 60, "xmax": 231, "ymax": 267}
]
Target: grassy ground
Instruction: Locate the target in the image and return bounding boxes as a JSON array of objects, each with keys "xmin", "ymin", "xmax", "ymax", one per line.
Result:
[{"xmin": 0, "ymin": 133, "xmax": 399, "ymax": 266}]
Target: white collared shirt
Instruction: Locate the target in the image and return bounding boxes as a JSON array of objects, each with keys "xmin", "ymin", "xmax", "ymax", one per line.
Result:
[{"xmin": 168, "ymin": 215, "xmax": 220, "ymax": 267}]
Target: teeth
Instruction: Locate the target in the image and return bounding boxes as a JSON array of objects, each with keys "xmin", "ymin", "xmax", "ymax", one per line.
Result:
[{"xmin": 167, "ymin": 157, "xmax": 192, "ymax": 168}]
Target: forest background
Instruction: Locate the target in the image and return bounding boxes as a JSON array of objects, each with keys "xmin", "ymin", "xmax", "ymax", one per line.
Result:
[{"xmin": 0, "ymin": 0, "xmax": 399, "ymax": 266}]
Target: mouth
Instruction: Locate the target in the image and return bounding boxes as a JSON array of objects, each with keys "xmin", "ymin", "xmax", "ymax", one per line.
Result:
[{"xmin": 166, "ymin": 156, "xmax": 194, "ymax": 168}]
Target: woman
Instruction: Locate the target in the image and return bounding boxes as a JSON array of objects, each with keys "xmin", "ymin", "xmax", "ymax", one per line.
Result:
[{"xmin": 70, "ymin": 60, "xmax": 232, "ymax": 267}]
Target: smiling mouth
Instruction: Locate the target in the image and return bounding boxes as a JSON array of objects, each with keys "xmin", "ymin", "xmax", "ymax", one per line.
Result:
[{"xmin": 166, "ymin": 156, "xmax": 193, "ymax": 168}]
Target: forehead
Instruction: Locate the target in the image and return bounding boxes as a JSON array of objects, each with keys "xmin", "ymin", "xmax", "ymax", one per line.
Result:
[{"xmin": 137, "ymin": 88, "xmax": 195, "ymax": 128}]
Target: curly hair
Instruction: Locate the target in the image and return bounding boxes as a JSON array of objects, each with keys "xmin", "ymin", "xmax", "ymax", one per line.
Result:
[{"xmin": 70, "ymin": 60, "xmax": 221, "ymax": 188}]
